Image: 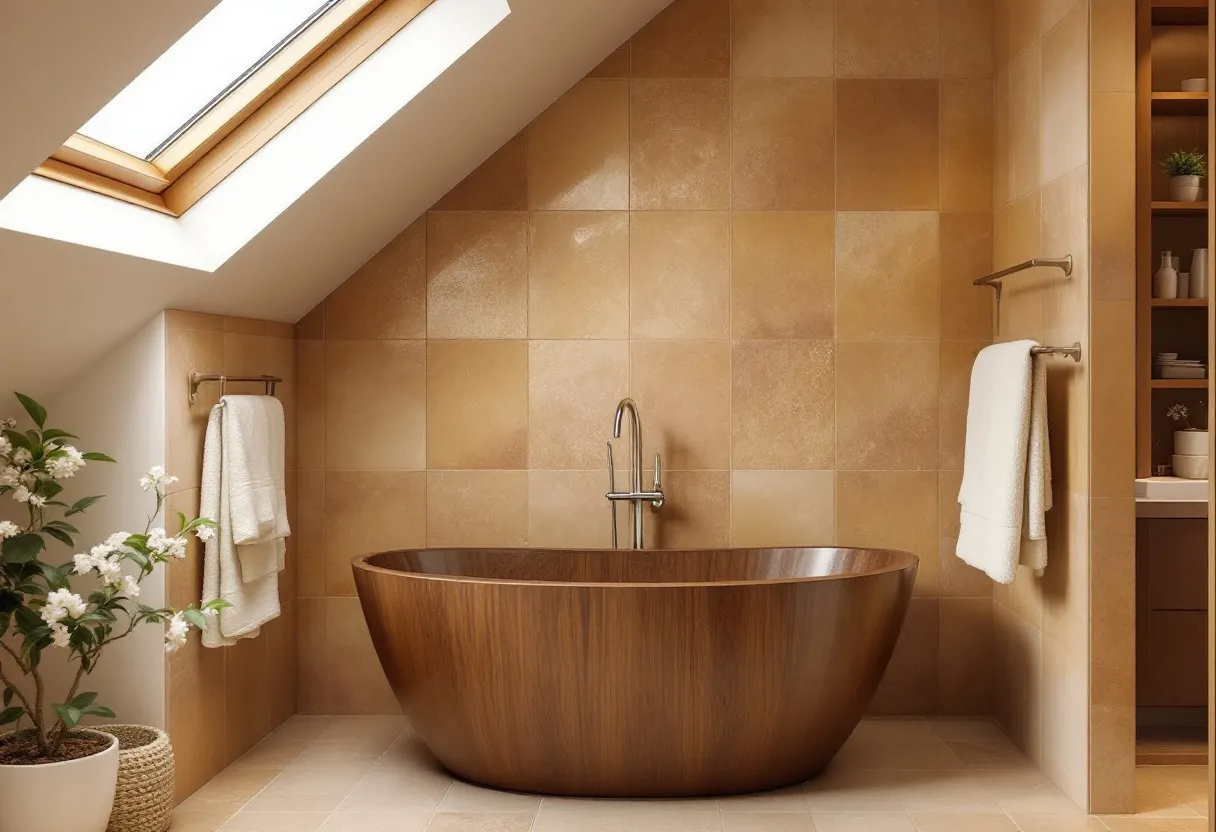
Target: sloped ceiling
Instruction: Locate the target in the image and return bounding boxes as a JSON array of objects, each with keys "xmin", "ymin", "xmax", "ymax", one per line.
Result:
[{"xmin": 0, "ymin": 0, "xmax": 670, "ymax": 399}]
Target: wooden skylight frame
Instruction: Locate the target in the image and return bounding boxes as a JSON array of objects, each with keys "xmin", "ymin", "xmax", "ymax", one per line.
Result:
[{"xmin": 34, "ymin": 0, "xmax": 436, "ymax": 217}]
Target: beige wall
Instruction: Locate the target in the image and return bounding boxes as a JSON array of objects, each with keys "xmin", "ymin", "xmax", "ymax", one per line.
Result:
[
  {"xmin": 295, "ymin": 0, "xmax": 999, "ymax": 716},
  {"xmin": 990, "ymin": 0, "xmax": 1122, "ymax": 812},
  {"xmin": 163, "ymin": 311, "xmax": 298, "ymax": 800}
]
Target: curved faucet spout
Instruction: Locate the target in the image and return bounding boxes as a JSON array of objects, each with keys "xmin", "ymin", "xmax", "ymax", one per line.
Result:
[{"xmin": 610, "ymin": 398, "xmax": 647, "ymax": 548}]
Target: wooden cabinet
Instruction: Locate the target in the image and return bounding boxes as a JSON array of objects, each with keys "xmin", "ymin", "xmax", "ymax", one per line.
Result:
[{"xmin": 1136, "ymin": 518, "xmax": 1209, "ymax": 706}]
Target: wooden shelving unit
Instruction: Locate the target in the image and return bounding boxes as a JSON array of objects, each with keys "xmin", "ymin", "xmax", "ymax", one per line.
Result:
[
  {"xmin": 1151, "ymin": 297, "xmax": 1210, "ymax": 305},
  {"xmin": 1136, "ymin": 0, "xmax": 1211, "ymax": 478},
  {"xmin": 1152, "ymin": 200, "xmax": 1210, "ymax": 215},
  {"xmin": 1150, "ymin": 378, "xmax": 1210, "ymax": 388},
  {"xmin": 1151, "ymin": 91, "xmax": 1210, "ymax": 114}
]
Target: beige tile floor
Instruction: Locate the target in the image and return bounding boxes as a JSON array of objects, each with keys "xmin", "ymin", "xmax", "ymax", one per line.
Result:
[{"xmin": 170, "ymin": 716, "xmax": 1210, "ymax": 831}]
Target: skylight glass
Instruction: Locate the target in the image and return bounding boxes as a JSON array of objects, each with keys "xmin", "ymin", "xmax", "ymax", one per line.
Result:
[{"xmin": 78, "ymin": 0, "xmax": 340, "ymax": 160}]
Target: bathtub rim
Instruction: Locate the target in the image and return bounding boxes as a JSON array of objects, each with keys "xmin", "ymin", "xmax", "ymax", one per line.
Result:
[{"xmin": 351, "ymin": 546, "xmax": 919, "ymax": 590}]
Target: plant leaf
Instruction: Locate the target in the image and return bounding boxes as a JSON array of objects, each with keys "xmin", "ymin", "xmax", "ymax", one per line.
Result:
[
  {"xmin": 2, "ymin": 687, "xmax": 13, "ymax": 707},
  {"xmin": 0, "ymin": 706, "xmax": 23, "ymax": 726},
  {"xmin": 64, "ymin": 495, "xmax": 104, "ymax": 516},
  {"xmin": 2, "ymin": 534, "xmax": 44, "ymax": 565},
  {"xmin": 82, "ymin": 705, "xmax": 114, "ymax": 719},
  {"xmin": 183, "ymin": 609, "xmax": 208, "ymax": 630},
  {"xmin": 81, "ymin": 452, "xmax": 116, "ymax": 463},
  {"xmin": 52, "ymin": 703, "xmax": 82, "ymax": 729},
  {"xmin": 41, "ymin": 526, "xmax": 73, "ymax": 548},
  {"xmin": 13, "ymin": 393, "xmax": 46, "ymax": 429},
  {"xmin": 71, "ymin": 691, "xmax": 98, "ymax": 709},
  {"xmin": 38, "ymin": 563, "xmax": 68, "ymax": 591},
  {"xmin": 40, "ymin": 429, "xmax": 78, "ymax": 442}
]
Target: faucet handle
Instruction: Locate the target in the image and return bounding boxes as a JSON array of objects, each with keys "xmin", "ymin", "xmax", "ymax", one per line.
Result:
[{"xmin": 651, "ymin": 452, "xmax": 664, "ymax": 510}]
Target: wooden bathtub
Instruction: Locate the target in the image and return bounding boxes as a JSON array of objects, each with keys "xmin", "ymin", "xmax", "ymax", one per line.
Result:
[{"xmin": 352, "ymin": 547, "xmax": 917, "ymax": 797}]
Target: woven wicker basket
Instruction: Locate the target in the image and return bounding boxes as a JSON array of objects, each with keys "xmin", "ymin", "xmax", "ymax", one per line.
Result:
[{"xmin": 104, "ymin": 725, "xmax": 175, "ymax": 832}]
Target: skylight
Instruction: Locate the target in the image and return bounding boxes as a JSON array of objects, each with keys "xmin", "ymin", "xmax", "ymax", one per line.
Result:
[{"xmin": 80, "ymin": 0, "xmax": 341, "ymax": 160}]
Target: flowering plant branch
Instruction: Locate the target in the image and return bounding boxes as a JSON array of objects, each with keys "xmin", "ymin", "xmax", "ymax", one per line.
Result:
[{"xmin": 0, "ymin": 393, "xmax": 224, "ymax": 758}]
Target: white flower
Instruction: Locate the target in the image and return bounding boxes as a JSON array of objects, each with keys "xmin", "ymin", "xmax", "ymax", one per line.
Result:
[
  {"xmin": 0, "ymin": 466, "xmax": 19, "ymax": 488},
  {"xmin": 0, "ymin": 418, "xmax": 15, "ymax": 430},
  {"xmin": 148, "ymin": 528, "xmax": 187, "ymax": 560},
  {"xmin": 139, "ymin": 466, "xmax": 179, "ymax": 492},
  {"xmin": 96, "ymin": 557, "xmax": 123, "ymax": 588},
  {"xmin": 0, "ymin": 520, "xmax": 19, "ymax": 539},
  {"xmin": 0, "ymin": 435, "xmax": 10, "ymax": 459},
  {"xmin": 164, "ymin": 612, "xmax": 189, "ymax": 653},
  {"xmin": 42, "ymin": 589, "xmax": 87, "ymax": 625},
  {"xmin": 45, "ymin": 446, "xmax": 85, "ymax": 479},
  {"xmin": 73, "ymin": 552, "xmax": 94, "ymax": 574},
  {"xmin": 27, "ymin": 494, "xmax": 46, "ymax": 508},
  {"xmin": 11, "ymin": 484, "xmax": 32, "ymax": 503},
  {"xmin": 195, "ymin": 525, "xmax": 216, "ymax": 543},
  {"xmin": 121, "ymin": 574, "xmax": 140, "ymax": 598},
  {"xmin": 10, "ymin": 448, "xmax": 30, "ymax": 466},
  {"xmin": 49, "ymin": 622, "xmax": 71, "ymax": 649}
]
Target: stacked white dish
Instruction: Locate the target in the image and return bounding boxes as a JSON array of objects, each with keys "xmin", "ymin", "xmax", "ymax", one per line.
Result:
[{"xmin": 1155, "ymin": 353, "xmax": 1207, "ymax": 379}]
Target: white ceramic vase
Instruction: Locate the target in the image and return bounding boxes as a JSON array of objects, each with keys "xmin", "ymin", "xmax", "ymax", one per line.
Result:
[
  {"xmin": 1172, "ymin": 454, "xmax": 1209, "ymax": 480},
  {"xmin": 1153, "ymin": 251, "xmax": 1178, "ymax": 298},
  {"xmin": 1175, "ymin": 429, "xmax": 1209, "ymax": 456},
  {"xmin": 1178, "ymin": 272, "xmax": 1191, "ymax": 297},
  {"xmin": 0, "ymin": 730, "xmax": 118, "ymax": 832},
  {"xmin": 1191, "ymin": 248, "xmax": 1209, "ymax": 298},
  {"xmin": 1170, "ymin": 175, "xmax": 1202, "ymax": 202}
]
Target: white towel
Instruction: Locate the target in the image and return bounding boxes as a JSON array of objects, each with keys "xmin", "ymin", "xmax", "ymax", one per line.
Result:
[
  {"xmin": 201, "ymin": 402, "xmax": 281, "ymax": 647},
  {"xmin": 222, "ymin": 396, "xmax": 290, "ymax": 582},
  {"xmin": 956, "ymin": 340, "xmax": 1053, "ymax": 585}
]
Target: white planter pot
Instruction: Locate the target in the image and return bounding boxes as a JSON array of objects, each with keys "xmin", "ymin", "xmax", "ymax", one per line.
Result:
[
  {"xmin": 0, "ymin": 730, "xmax": 118, "ymax": 832},
  {"xmin": 1172, "ymin": 454, "xmax": 1209, "ymax": 480},
  {"xmin": 1175, "ymin": 429, "xmax": 1209, "ymax": 456},
  {"xmin": 1170, "ymin": 175, "xmax": 1202, "ymax": 202}
]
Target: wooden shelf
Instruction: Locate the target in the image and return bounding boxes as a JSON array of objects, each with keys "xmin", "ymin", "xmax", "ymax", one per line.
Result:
[
  {"xmin": 1152, "ymin": 201, "xmax": 1209, "ymax": 215},
  {"xmin": 1151, "ymin": 378, "xmax": 1209, "ymax": 388},
  {"xmin": 1151, "ymin": 92, "xmax": 1209, "ymax": 115},
  {"xmin": 1152, "ymin": 297, "xmax": 1209, "ymax": 306},
  {"xmin": 1152, "ymin": 0, "xmax": 1208, "ymax": 25}
]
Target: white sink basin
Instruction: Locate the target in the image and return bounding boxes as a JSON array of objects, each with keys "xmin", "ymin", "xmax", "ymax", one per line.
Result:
[{"xmin": 1136, "ymin": 477, "xmax": 1208, "ymax": 501}]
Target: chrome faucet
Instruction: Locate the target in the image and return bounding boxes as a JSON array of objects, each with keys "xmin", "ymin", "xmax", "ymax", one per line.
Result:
[{"xmin": 606, "ymin": 398, "xmax": 663, "ymax": 549}]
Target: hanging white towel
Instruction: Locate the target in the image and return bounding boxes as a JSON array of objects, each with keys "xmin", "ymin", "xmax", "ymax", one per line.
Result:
[
  {"xmin": 200, "ymin": 402, "xmax": 281, "ymax": 647},
  {"xmin": 956, "ymin": 340, "xmax": 1053, "ymax": 584},
  {"xmin": 222, "ymin": 395, "xmax": 290, "ymax": 583}
]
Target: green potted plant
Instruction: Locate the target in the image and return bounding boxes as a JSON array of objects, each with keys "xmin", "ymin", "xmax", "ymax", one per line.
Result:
[
  {"xmin": 1162, "ymin": 149, "xmax": 1207, "ymax": 202},
  {"xmin": 0, "ymin": 393, "xmax": 222, "ymax": 832}
]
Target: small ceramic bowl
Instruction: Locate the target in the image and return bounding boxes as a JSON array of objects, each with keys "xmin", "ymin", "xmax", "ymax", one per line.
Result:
[{"xmin": 1181, "ymin": 78, "xmax": 1208, "ymax": 92}]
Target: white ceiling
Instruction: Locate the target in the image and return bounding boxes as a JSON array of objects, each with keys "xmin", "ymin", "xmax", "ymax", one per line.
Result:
[{"xmin": 0, "ymin": 0, "xmax": 670, "ymax": 399}]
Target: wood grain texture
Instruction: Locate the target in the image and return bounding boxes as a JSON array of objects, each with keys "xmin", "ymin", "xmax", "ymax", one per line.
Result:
[{"xmin": 352, "ymin": 547, "xmax": 917, "ymax": 797}]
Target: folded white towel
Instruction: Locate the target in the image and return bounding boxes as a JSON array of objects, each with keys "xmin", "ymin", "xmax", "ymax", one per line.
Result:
[
  {"xmin": 221, "ymin": 395, "xmax": 290, "ymax": 583},
  {"xmin": 956, "ymin": 340, "xmax": 1053, "ymax": 585},
  {"xmin": 201, "ymin": 402, "xmax": 281, "ymax": 647}
]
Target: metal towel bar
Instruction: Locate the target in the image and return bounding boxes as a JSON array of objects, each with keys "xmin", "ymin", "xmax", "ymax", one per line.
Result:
[
  {"xmin": 188, "ymin": 372, "xmax": 281, "ymax": 404},
  {"xmin": 1030, "ymin": 343, "xmax": 1082, "ymax": 363},
  {"xmin": 973, "ymin": 255, "xmax": 1073, "ymax": 335}
]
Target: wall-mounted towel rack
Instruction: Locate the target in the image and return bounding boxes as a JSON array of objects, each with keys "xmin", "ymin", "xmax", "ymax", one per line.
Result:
[
  {"xmin": 974, "ymin": 255, "xmax": 1073, "ymax": 334},
  {"xmin": 188, "ymin": 372, "xmax": 281, "ymax": 405},
  {"xmin": 1030, "ymin": 343, "xmax": 1082, "ymax": 363}
]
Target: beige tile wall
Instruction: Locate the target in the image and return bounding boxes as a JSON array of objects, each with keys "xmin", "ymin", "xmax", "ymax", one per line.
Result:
[
  {"xmin": 990, "ymin": 0, "xmax": 1107, "ymax": 814},
  {"xmin": 163, "ymin": 311, "xmax": 298, "ymax": 801},
  {"xmin": 296, "ymin": 0, "xmax": 997, "ymax": 716}
]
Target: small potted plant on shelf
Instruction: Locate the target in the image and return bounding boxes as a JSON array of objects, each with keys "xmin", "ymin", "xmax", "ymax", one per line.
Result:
[
  {"xmin": 1166, "ymin": 401, "xmax": 1209, "ymax": 479},
  {"xmin": 0, "ymin": 393, "xmax": 223, "ymax": 832},
  {"xmin": 1162, "ymin": 149, "xmax": 1207, "ymax": 202}
]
